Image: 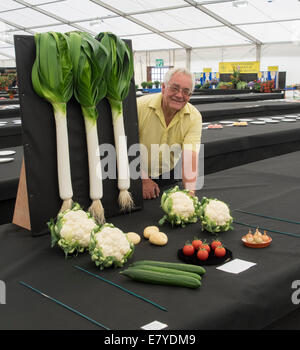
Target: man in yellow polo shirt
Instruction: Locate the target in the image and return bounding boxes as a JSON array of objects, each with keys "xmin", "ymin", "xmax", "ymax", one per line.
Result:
[{"xmin": 137, "ymin": 67, "xmax": 202, "ymax": 200}]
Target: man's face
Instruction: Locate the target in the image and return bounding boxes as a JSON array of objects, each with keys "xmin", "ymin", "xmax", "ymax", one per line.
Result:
[{"xmin": 161, "ymin": 72, "xmax": 193, "ymax": 113}]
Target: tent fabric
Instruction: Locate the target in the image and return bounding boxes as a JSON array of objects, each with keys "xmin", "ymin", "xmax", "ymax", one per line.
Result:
[{"xmin": 0, "ymin": 0, "xmax": 299, "ymax": 59}]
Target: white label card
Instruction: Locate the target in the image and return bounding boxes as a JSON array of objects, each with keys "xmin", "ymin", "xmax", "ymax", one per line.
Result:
[
  {"xmin": 141, "ymin": 320, "xmax": 168, "ymax": 330},
  {"xmin": 216, "ymin": 258, "xmax": 257, "ymax": 274}
]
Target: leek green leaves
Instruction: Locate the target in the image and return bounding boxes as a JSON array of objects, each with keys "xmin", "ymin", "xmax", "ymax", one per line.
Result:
[
  {"xmin": 66, "ymin": 31, "xmax": 108, "ymax": 123},
  {"xmin": 32, "ymin": 31, "xmax": 73, "ymax": 107},
  {"xmin": 96, "ymin": 32, "xmax": 133, "ymax": 107}
]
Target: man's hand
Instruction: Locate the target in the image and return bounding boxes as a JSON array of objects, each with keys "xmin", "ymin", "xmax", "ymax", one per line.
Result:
[{"xmin": 142, "ymin": 178, "xmax": 160, "ymax": 199}]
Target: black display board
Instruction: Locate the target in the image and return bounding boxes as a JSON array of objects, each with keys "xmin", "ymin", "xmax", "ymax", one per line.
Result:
[{"xmin": 14, "ymin": 35, "xmax": 143, "ymax": 236}]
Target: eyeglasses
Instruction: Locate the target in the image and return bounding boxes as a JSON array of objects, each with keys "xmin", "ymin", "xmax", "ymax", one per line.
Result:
[{"xmin": 167, "ymin": 84, "xmax": 192, "ymax": 97}]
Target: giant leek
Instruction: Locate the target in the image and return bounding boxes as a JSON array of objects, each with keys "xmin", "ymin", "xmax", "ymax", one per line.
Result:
[
  {"xmin": 66, "ymin": 31, "xmax": 108, "ymax": 224},
  {"xmin": 95, "ymin": 32, "xmax": 134, "ymax": 212},
  {"xmin": 32, "ymin": 32, "xmax": 74, "ymax": 213}
]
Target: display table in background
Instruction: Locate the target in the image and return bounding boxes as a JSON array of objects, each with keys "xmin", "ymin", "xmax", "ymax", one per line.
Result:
[
  {"xmin": 0, "ymin": 146, "xmax": 23, "ymax": 225},
  {"xmin": 0, "ymin": 105, "xmax": 20, "ymax": 120},
  {"xmin": 0, "ymin": 98, "xmax": 19, "ymax": 105},
  {"xmin": 0, "ymin": 118, "xmax": 22, "ymax": 148},
  {"xmin": 1, "ymin": 150, "xmax": 300, "ymax": 329},
  {"xmin": 189, "ymin": 92, "xmax": 284, "ymax": 105},
  {"xmin": 202, "ymin": 113, "xmax": 300, "ymax": 174},
  {"xmin": 2, "ymin": 114, "xmax": 300, "ymax": 225},
  {"xmin": 196, "ymin": 99, "xmax": 300, "ymax": 121},
  {"xmin": 193, "ymin": 89, "xmax": 284, "ymax": 95}
]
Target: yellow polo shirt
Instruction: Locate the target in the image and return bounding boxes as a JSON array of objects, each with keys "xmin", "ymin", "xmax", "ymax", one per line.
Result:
[{"xmin": 137, "ymin": 93, "xmax": 202, "ymax": 177}]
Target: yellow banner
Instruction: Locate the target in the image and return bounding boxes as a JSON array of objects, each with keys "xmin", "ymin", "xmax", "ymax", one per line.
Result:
[
  {"xmin": 268, "ymin": 66, "xmax": 279, "ymax": 71},
  {"xmin": 203, "ymin": 68, "xmax": 212, "ymax": 73},
  {"xmin": 219, "ymin": 61, "xmax": 260, "ymax": 74}
]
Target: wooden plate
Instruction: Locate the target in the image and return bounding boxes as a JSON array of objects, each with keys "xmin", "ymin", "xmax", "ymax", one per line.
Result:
[{"xmin": 242, "ymin": 236, "xmax": 272, "ymax": 248}]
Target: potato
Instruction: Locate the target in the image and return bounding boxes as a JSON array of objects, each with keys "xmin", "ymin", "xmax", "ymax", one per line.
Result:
[
  {"xmin": 143, "ymin": 226, "xmax": 159, "ymax": 239},
  {"xmin": 149, "ymin": 231, "xmax": 168, "ymax": 246},
  {"xmin": 126, "ymin": 232, "xmax": 141, "ymax": 245}
]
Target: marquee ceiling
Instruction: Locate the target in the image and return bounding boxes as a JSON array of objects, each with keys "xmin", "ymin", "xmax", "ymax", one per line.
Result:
[{"xmin": 0, "ymin": 0, "xmax": 299, "ymax": 60}]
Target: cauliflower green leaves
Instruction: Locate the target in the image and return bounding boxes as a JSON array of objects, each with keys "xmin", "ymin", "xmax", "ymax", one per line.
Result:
[
  {"xmin": 159, "ymin": 186, "xmax": 201, "ymax": 227},
  {"xmin": 89, "ymin": 223, "xmax": 134, "ymax": 269},
  {"xmin": 199, "ymin": 197, "xmax": 233, "ymax": 233},
  {"xmin": 48, "ymin": 202, "xmax": 98, "ymax": 257}
]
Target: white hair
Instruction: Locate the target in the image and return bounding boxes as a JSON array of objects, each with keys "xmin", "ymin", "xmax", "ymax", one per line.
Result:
[{"xmin": 163, "ymin": 67, "xmax": 195, "ymax": 91}]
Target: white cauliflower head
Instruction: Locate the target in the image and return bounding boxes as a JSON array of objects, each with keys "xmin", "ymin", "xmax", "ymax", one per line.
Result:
[
  {"xmin": 89, "ymin": 224, "xmax": 134, "ymax": 269},
  {"xmin": 204, "ymin": 200, "xmax": 232, "ymax": 226},
  {"xmin": 60, "ymin": 209, "xmax": 97, "ymax": 247},
  {"xmin": 159, "ymin": 186, "xmax": 201, "ymax": 227},
  {"xmin": 95, "ymin": 226, "xmax": 131, "ymax": 261},
  {"xmin": 169, "ymin": 191, "xmax": 195, "ymax": 218},
  {"xmin": 48, "ymin": 203, "xmax": 98, "ymax": 257},
  {"xmin": 200, "ymin": 197, "xmax": 233, "ymax": 233}
]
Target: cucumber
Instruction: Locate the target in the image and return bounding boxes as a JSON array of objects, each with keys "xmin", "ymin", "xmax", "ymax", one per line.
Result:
[
  {"xmin": 120, "ymin": 268, "xmax": 201, "ymax": 289},
  {"xmin": 131, "ymin": 264, "xmax": 201, "ymax": 281},
  {"xmin": 130, "ymin": 260, "xmax": 206, "ymax": 276}
]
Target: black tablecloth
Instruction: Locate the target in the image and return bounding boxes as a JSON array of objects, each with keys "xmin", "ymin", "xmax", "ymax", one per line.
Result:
[
  {"xmin": 190, "ymin": 92, "xmax": 284, "ymax": 105},
  {"xmin": 196, "ymin": 99, "xmax": 300, "ymax": 121},
  {"xmin": 1, "ymin": 150, "xmax": 300, "ymax": 330},
  {"xmin": 0, "ymin": 117, "xmax": 22, "ymax": 148}
]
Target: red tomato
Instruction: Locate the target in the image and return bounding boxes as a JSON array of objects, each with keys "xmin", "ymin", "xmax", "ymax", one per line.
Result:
[
  {"xmin": 200, "ymin": 243, "xmax": 211, "ymax": 253},
  {"xmin": 214, "ymin": 246, "xmax": 226, "ymax": 258},
  {"xmin": 192, "ymin": 239, "xmax": 202, "ymax": 250},
  {"xmin": 211, "ymin": 240, "xmax": 222, "ymax": 250},
  {"xmin": 197, "ymin": 249, "xmax": 209, "ymax": 261},
  {"xmin": 183, "ymin": 244, "xmax": 195, "ymax": 256}
]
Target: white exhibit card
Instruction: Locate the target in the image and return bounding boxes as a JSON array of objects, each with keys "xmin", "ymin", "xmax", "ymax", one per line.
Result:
[
  {"xmin": 216, "ymin": 258, "xmax": 256, "ymax": 274},
  {"xmin": 141, "ymin": 320, "xmax": 168, "ymax": 330}
]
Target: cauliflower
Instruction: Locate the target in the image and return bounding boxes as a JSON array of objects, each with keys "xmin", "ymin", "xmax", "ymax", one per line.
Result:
[
  {"xmin": 159, "ymin": 186, "xmax": 201, "ymax": 227},
  {"xmin": 89, "ymin": 223, "xmax": 134, "ymax": 269},
  {"xmin": 48, "ymin": 202, "xmax": 98, "ymax": 257},
  {"xmin": 199, "ymin": 197, "xmax": 233, "ymax": 233}
]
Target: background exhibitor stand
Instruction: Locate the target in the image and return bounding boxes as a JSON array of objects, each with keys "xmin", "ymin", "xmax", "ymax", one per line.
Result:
[{"xmin": 12, "ymin": 35, "xmax": 143, "ymax": 236}]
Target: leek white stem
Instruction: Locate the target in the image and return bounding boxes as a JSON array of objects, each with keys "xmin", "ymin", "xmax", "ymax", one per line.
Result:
[
  {"xmin": 83, "ymin": 113, "xmax": 105, "ymax": 224},
  {"xmin": 110, "ymin": 101, "xmax": 134, "ymax": 212},
  {"xmin": 53, "ymin": 103, "xmax": 73, "ymax": 213}
]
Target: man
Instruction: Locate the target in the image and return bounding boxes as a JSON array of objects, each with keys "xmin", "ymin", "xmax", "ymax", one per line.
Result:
[{"xmin": 137, "ymin": 67, "xmax": 202, "ymax": 200}]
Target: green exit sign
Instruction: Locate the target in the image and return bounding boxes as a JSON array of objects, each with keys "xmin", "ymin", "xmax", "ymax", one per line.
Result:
[{"xmin": 155, "ymin": 59, "xmax": 164, "ymax": 67}]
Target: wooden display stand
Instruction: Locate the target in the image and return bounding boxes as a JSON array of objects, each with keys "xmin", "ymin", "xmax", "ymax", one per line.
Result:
[{"xmin": 12, "ymin": 159, "xmax": 31, "ymax": 230}]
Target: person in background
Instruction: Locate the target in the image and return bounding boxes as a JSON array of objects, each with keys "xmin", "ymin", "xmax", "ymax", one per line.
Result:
[{"xmin": 137, "ymin": 67, "xmax": 202, "ymax": 200}]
